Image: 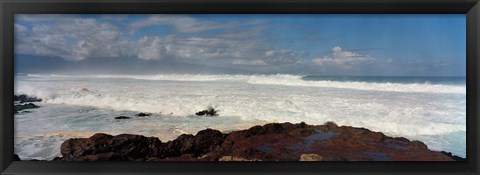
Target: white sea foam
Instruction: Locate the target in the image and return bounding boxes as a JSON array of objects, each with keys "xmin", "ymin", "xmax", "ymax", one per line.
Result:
[
  {"xmin": 25, "ymin": 74, "xmax": 465, "ymax": 94},
  {"xmin": 14, "ymin": 74, "xmax": 466, "ymax": 159}
]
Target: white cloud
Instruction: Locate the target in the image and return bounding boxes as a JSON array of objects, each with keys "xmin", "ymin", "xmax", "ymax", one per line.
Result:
[
  {"xmin": 126, "ymin": 34, "xmax": 265, "ymax": 62},
  {"xmin": 14, "ymin": 24, "xmax": 27, "ymax": 32},
  {"xmin": 216, "ymin": 26, "xmax": 267, "ymax": 39},
  {"xmin": 129, "ymin": 15, "xmax": 263, "ymax": 34},
  {"xmin": 232, "ymin": 59, "xmax": 267, "ymax": 65},
  {"xmin": 312, "ymin": 57, "xmax": 334, "ymax": 65},
  {"xmin": 15, "ymin": 15, "xmax": 131, "ymax": 61},
  {"xmin": 312, "ymin": 46, "xmax": 375, "ymax": 65},
  {"xmin": 15, "ymin": 15, "xmax": 271, "ymax": 62},
  {"xmin": 137, "ymin": 36, "xmax": 164, "ymax": 60},
  {"xmin": 264, "ymin": 49, "xmax": 306, "ymax": 65},
  {"xmin": 14, "ymin": 15, "xmax": 292, "ymax": 67},
  {"xmin": 332, "ymin": 46, "xmax": 342, "ymax": 52},
  {"xmin": 165, "ymin": 37, "xmax": 240, "ymax": 59},
  {"xmin": 265, "ymin": 49, "xmax": 293, "ymax": 57}
]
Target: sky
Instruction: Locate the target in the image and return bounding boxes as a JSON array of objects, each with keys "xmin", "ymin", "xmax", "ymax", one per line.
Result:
[{"xmin": 14, "ymin": 14, "xmax": 466, "ymax": 76}]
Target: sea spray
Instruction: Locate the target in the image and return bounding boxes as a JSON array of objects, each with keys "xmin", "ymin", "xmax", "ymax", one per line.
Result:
[{"xmin": 14, "ymin": 74, "xmax": 466, "ymax": 159}]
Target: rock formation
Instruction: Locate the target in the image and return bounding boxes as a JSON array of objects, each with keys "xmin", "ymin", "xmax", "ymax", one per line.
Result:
[
  {"xmin": 195, "ymin": 107, "xmax": 219, "ymax": 116},
  {"xmin": 14, "ymin": 94, "xmax": 42, "ymax": 103},
  {"xmin": 135, "ymin": 113, "xmax": 151, "ymax": 117},
  {"xmin": 58, "ymin": 122, "xmax": 463, "ymax": 161},
  {"xmin": 114, "ymin": 116, "xmax": 131, "ymax": 119},
  {"xmin": 14, "ymin": 103, "xmax": 40, "ymax": 114}
]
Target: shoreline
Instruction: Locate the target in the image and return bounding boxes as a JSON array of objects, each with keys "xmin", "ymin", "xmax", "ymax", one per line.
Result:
[
  {"xmin": 21, "ymin": 122, "xmax": 464, "ymax": 161},
  {"xmin": 13, "ymin": 94, "xmax": 466, "ymax": 161}
]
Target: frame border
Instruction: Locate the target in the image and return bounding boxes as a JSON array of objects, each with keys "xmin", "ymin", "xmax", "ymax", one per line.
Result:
[{"xmin": 1, "ymin": 0, "xmax": 479, "ymax": 174}]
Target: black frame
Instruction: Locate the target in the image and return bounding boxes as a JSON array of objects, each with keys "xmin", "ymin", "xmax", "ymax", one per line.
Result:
[{"xmin": 1, "ymin": 0, "xmax": 479, "ymax": 174}]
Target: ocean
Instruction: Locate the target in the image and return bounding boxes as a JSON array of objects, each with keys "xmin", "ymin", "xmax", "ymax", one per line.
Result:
[{"xmin": 13, "ymin": 74, "xmax": 466, "ymax": 160}]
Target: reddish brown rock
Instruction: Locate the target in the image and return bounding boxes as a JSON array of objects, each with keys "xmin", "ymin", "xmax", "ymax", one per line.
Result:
[
  {"xmin": 59, "ymin": 122, "xmax": 461, "ymax": 161},
  {"xmin": 159, "ymin": 128, "xmax": 225, "ymax": 158},
  {"xmin": 61, "ymin": 133, "xmax": 163, "ymax": 161}
]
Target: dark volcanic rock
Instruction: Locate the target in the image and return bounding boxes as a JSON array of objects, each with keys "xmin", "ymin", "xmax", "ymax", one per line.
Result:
[
  {"xmin": 14, "ymin": 94, "xmax": 42, "ymax": 103},
  {"xmin": 58, "ymin": 122, "xmax": 460, "ymax": 161},
  {"xmin": 155, "ymin": 129, "xmax": 225, "ymax": 159},
  {"xmin": 14, "ymin": 154, "xmax": 21, "ymax": 161},
  {"xmin": 195, "ymin": 107, "xmax": 219, "ymax": 116},
  {"xmin": 114, "ymin": 116, "xmax": 130, "ymax": 119},
  {"xmin": 60, "ymin": 130, "xmax": 225, "ymax": 161},
  {"xmin": 14, "ymin": 103, "xmax": 39, "ymax": 113},
  {"xmin": 159, "ymin": 129, "xmax": 225, "ymax": 158},
  {"xmin": 135, "ymin": 113, "xmax": 151, "ymax": 117},
  {"xmin": 441, "ymin": 151, "xmax": 466, "ymax": 161},
  {"xmin": 61, "ymin": 133, "xmax": 163, "ymax": 161}
]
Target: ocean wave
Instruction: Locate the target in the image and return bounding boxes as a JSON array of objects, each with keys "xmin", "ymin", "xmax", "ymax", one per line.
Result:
[
  {"xmin": 14, "ymin": 78, "xmax": 466, "ymax": 136},
  {"xmin": 24, "ymin": 74, "xmax": 465, "ymax": 94},
  {"xmin": 14, "ymin": 73, "xmax": 467, "ymax": 159}
]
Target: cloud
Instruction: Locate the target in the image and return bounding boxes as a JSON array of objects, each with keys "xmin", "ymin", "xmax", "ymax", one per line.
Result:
[
  {"xmin": 163, "ymin": 36, "xmax": 254, "ymax": 60},
  {"xmin": 14, "ymin": 15, "xmax": 306, "ymax": 70},
  {"xmin": 312, "ymin": 46, "xmax": 375, "ymax": 65},
  {"xmin": 264, "ymin": 49, "xmax": 306, "ymax": 65},
  {"xmin": 15, "ymin": 15, "xmax": 272, "ymax": 63},
  {"xmin": 232, "ymin": 59, "xmax": 267, "ymax": 65},
  {"xmin": 215, "ymin": 26, "xmax": 267, "ymax": 39},
  {"xmin": 14, "ymin": 24, "xmax": 28, "ymax": 32},
  {"xmin": 129, "ymin": 15, "xmax": 263, "ymax": 34},
  {"xmin": 123, "ymin": 34, "xmax": 267, "ymax": 63},
  {"xmin": 15, "ymin": 15, "xmax": 131, "ymax": 61},
  {"xmin": 137, "ymin": 36, "xmax": 164, "ymax": 60}
]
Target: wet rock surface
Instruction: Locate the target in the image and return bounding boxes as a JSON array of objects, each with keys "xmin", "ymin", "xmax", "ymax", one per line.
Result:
[
  {"xmin": 14, "ymin": 103, "xmax": 40, "ymax": 114},
  {"xmin": 114, "ymin": 116, "xmax": 131, "ymax": 119},
  {"xmin": 61, "ymin": 133, "xmax": 163, "ymax": 161},
  {"xmin": 195, "ymin": 107, "xmax": 219, "ymax": 117},
  {"xmin": 14, "ymin": 154, "xmax": 21, "ymax": 161},
  {"xmin": 14, "ymin": 94, "xmax": 42, "ymax": 103},
  {"xmin": 135, "ymin": 113, "xmax": 151, "ymax": 117},
  {"xmin": 440, "ymin": 151, "xmax": 466, "ymax": 161},
  {"xmin": 58, "ymin": 122, "xmax": 461, "ymax": 161}
]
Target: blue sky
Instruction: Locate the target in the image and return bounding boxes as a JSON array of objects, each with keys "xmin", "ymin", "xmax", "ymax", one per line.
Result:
[{"xmin": 14, "ymin": 14, "xmax": 466, "ymax": 76}]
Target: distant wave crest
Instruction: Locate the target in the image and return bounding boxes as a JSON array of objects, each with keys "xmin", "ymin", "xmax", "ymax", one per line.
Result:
[{"xmin": 25, "ymin": 74, "xmax": 466, "ymax": 94}]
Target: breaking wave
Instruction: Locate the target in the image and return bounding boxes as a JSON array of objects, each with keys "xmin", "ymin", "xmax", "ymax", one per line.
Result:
[{"xmin": 25, "ymin": 74, "xmax": 465, "ymax": 94}]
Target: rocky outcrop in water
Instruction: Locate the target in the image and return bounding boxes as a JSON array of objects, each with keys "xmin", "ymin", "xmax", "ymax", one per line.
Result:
[
  {"xmin": 14, "ymin": 94, "xmax": 42, "ymax": 103},
  {"xmin": 195, "ymin": 107, "xmax": 219, "ymax": 117},
  {"xmin": 14, "ymin": 154, "xmax": 21, "ymax": 161},
  {"xmin": 135, "ymin": 113, "xmax": 151, "ymax": 117},
  {"xmin": 114, "ymin": 116, "xmax": 130, "ymax": 119},
  {"xmin": 14, "ymin": 103, "xmax": 39, "ymax": 114},
  {"xmin": 58, "ymin": 122, "xmax": 462, "ymax": 161}
]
